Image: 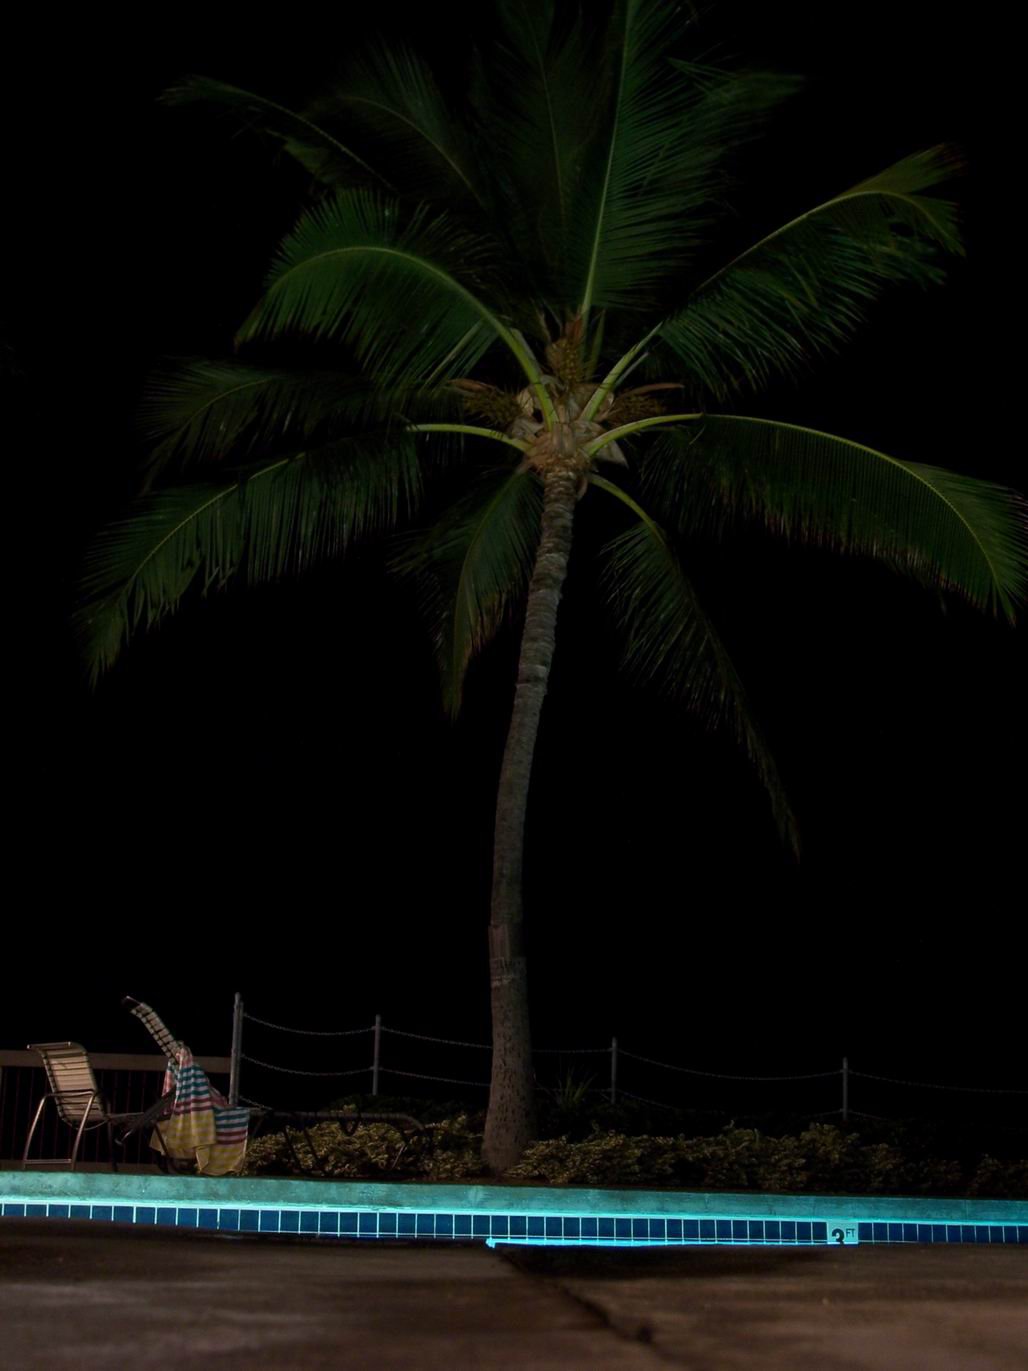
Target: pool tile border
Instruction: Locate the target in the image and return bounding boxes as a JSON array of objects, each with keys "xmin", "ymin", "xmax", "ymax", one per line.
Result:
[{"xmin": 2, "ymin": 1171, "xmax": 1025, "ymax": 1248}]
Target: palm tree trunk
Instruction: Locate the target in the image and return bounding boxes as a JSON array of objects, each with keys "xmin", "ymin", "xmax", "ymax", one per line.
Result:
[{"xmin": 482, "ymin": 465, "xmax": 579, "ymax": 1173}]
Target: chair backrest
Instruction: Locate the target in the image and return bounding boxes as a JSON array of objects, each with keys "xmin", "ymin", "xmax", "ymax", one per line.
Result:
[{"xmin": 27, "ymin": 1042, "xmax": 106, "ymax": 1127}]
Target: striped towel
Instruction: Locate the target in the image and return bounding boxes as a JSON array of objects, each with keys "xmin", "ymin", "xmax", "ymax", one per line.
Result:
[{"xmin": 127, "ymin": 999, "xmax": 249, "ymax": 1176}]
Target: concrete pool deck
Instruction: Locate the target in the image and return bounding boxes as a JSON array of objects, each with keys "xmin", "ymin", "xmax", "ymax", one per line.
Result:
[{"xmin": 2, "ymin": 1220, "xmax": 1026, "ymax": 1369}]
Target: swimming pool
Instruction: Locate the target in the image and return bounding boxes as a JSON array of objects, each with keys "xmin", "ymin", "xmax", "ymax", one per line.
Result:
[{"xmin": 3, "ymin": 1171, "xmax": 1026, "ymax": 1248}]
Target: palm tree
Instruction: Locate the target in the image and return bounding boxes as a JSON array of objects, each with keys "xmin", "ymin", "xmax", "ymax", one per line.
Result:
[{"xmin": 80, "ymin": 1, "xmax": 1027, "ymax": 1172}]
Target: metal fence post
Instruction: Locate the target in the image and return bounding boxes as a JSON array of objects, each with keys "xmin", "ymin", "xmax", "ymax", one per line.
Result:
[
  {"xmin": 372, "ymin": 1014, "xmax": 382, "ymax": 1097},
  {"xmin": 610, "ymin": 1036, "xmax": 618, "ymax": 1105},
  {"xmin": 229, "ymin": 992, "xmax": 244, "ymax": 1107},
  {"xmin": 842, "ymin": 1056, "xmax": 849, "ymax": 1123}
]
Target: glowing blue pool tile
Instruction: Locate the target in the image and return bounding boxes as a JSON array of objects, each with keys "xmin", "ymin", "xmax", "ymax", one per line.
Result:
[{"xmin": 5, "ymin": 1172, "xmax": 1025, "ymax": 1252}]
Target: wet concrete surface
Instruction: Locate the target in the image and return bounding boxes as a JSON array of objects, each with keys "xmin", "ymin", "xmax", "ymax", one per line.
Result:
[
  {"xmin": 2, "ymin": 1220, "xmax": 1026, "ymax": 1369},
  {"xmin": 0, "ymin": 1221, "xmax": 656, "ymax": 1370},
  {"xmin": 509, "ymin": 1244, "xmax": 1028, "ymax": 1370}
]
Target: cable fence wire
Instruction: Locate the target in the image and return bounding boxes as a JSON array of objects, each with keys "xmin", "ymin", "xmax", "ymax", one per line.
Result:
[
  {"xmin": 241, "ymin": 1054, "xmax": 370, "ymax": 1078},
  {"xmin": 231, "ymin": 1009, "xmax": 1027, "ymax": 1122},
  {"xmin": 850, "ymin": 1070, "xmax": 1028, "ymax": 1096},
  {"xmin": 242, "ymin": 1012, "xmax": 370, "ymax": 1037},
  {"xmin": 379, "ymin": 1068, "xmax": 491, "ymax": 1089},
  {"xmin": 618, "ymin": 1048, "xmax": 840, "ymax": 1082},
  {"xmin": 379, "ymin": 1027, "xmax": 491, "ymax": 1051}
]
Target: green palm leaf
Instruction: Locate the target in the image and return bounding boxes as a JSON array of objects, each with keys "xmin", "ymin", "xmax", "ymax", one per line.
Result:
[
  {"xmin": 469, "ymin": 1, "xmax": 599, "ymax": 304},
  {"xmin": 592, "ymin": 474, "xmax": 799, "ymax": 851},
  {"xmin": 394, "ymin": 467, "xmax": 543, "ymax": 714},
  {"xmin": 575, "ymin": 0, "xmax": 798, "ymax": 318},
  {"xmin": 304, "ymin": 47, "xmax": 482, "ymax": 208},
  {"xmin": 79, "ymin": 435, "xmax": 421, "ymax": 682},
  {"xmin": 138, "ymin": 358, "xmax": 457, "ymax": 483},
  {"xmin": 159, "ymin": 76, "xmax": 388, "ymax": 188},
  {"xmin": 659, "ymin": 146, "xmax": 964, "ymax": 398},
  {"xmin": 641, "ymin": 416, "xmax": 1028, "ymax": 620},
  {"xmin": 236, "ymin": 190, "xmax": 536, "ymax": 391}
]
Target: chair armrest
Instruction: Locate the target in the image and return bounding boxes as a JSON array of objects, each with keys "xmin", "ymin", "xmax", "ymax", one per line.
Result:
[{"xmin": 113, "ymin": 1090, "xmax": 175, "ymax": 1142}]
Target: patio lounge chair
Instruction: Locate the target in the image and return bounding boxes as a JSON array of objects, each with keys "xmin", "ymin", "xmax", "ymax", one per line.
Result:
[
  {"xmin": 22, "ymin": 1041, "xmax": 173, "ymax": 1172},
  {"xmin": 123, "ymin": 998, "xmax": 250, "ymax": 1176}
]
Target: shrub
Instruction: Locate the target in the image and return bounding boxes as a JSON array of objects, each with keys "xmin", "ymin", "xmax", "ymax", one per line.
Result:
[
  {"xmin": 242, "ymin": 1113, "xmax": 483, "ymax": 1180},
  {"xmin": 241, "ymin": 1113, "xmax": 1028, "ymax": 1197}
]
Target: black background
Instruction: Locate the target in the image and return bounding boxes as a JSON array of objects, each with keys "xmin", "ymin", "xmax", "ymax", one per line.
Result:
[{"xmin": 4, "ymin": 4, "xmax": 1023, "ymax": 1120}]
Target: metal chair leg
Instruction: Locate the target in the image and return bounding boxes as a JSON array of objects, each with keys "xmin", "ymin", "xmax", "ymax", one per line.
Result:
[
  {"xmin": 22, "ymin": 1096, "xmax": 48, "ymax": 1169},
  {"xmin": 69, "ymin": 1093, "xmax": 97, "ymax": 1171}
]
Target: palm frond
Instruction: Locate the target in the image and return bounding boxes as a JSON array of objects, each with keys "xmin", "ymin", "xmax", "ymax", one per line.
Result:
[
  {"xmin": 159, "ymin": 75, "xmax": 388, "ymax": 188},
  {"xmin": 641, "ymin": 416, "xmax": 1028, "ymax": 620},
  {"xmin": 592, "ymin": 474, "xmax": 799, "ymax": 851},
  {"xmin": 575, "ymin": 0, "xmax": 799, "ymax": 319},
  {"xmin": 659, "ymin": 146, "xmax": 965, "ymax": 398},
  {"xmin": 469, "ymin": 1, "xmax": 600, "ymax": 305},
  {"xmin": 305, "ymin": 47, "xmax": 482, "ymax": 208},
  {"xmin": 393, "ymin": 467, "xmax": 543, "ymax": 714},
  {"xmin": 236, "ymin": 190, "xmax": 529, "ymax": 389},
  {"xmin": 138, "ymin": 358, "xmax": 458, "ymax": 482},
  {"xmin": 79, "ymin": 435, "xmax": 421, "ymax": 682}
]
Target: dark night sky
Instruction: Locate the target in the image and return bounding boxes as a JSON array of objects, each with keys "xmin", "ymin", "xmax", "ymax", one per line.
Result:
[{"xmin": 4, "ymin": 4, "xmax": 1024, "ymax": 1112}]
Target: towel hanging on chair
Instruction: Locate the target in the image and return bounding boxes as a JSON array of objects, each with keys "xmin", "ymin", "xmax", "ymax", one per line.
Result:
[{"xmin": 124, "ymin": 997, "xmax": 249, "ymax": 1176}]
